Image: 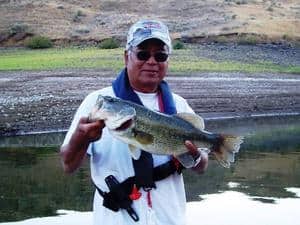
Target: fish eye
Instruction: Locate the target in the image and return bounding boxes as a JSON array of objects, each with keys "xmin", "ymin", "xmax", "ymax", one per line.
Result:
[
  {"xmin": 105, "ymin": 96, "xmax": 114, "ymax": 102},
  {"xmin": 98, "ymin": 97, "xmax": 104, "ymax": 105}
]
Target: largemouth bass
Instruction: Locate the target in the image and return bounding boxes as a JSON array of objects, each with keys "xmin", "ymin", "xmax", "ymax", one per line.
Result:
[{"xmin": 89, "ymin": 95, "xmax": 243, "ymax": 168}]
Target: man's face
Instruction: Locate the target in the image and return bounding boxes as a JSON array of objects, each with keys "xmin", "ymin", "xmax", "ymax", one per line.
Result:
[{"xmin": 124, "ymin": 39, "xmax": 169, "ymax": 93}]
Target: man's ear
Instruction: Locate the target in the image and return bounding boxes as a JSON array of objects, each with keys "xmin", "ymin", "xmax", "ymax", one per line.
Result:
[{"xmin": 124, "ymin": 50, "xmax": 129, "ymax": 66}]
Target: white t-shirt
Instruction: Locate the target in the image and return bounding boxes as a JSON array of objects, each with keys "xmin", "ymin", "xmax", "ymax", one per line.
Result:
[{"xmin": 63, "ymin": 86, "xmax": 194, "ymax": 225}]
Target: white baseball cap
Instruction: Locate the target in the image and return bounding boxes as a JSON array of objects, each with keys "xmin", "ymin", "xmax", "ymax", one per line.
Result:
[{"xmin": 126, "ymin": 19, "xmax": 172, "ymax": 52}]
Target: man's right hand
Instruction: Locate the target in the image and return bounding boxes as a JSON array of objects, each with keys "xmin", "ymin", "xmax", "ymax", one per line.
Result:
[
  {"xmin": 75, "ymin": 117, "xmax": 105, "ymax": 145},
  {"xmin": 60, "ymin": 117, "xmax": 105, "ymax": 173}
]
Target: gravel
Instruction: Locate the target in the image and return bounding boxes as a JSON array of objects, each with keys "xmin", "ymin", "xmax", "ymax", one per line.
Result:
[{"xmin": 192, "ymin": 43, "xmax": 300, "ymax": 66}]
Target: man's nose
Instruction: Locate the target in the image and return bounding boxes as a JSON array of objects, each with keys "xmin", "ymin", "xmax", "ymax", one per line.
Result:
[{"xmin": 146, "ymin": 55, "xmax": 158, "ymax": 64}]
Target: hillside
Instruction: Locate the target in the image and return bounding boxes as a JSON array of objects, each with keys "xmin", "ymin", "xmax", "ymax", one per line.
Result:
[{"xmin": 0, "ymin": 0, "xmax": 299, "ymax": 46}]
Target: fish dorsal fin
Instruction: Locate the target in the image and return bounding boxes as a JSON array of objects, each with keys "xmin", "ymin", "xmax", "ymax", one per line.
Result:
[{"xmin": 176, "ymin": 113, "xmax": 205, "ymax": 130}]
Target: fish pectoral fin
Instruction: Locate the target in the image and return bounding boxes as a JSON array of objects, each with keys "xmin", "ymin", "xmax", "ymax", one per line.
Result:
[
  {"xmin": 129, "ymin": 144, "xmax": 141, "ymax": 160},
  {"xmin": 134, "ymin": 130, "xmax": 154, "ymax": 145},
  {"xmin": 174, "ymin": 152, "xmax": 196, "ymax": 169},
  {"xmin": 175, "ymin": 113, "xmax": 205, "ymax": 130}
]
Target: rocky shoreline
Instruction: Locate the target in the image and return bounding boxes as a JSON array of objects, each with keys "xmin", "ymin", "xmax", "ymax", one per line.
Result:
[
  {"xmin": 0, "ymin": 70, "xmax": 299, "ymax": 136},
  {"xmin": 0, "ymin": 43, "xmax": 299, "ymax": 136}
]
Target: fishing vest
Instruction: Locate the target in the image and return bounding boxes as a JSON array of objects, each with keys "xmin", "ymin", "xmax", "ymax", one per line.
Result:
[{"xmin": 92, "ymin": 69, "xmax": 185, "ymax": 222}]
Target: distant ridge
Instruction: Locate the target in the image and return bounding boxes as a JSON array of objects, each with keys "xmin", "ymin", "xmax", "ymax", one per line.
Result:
[{"xmin": 0, "ymin": 0, "xmax": 299, "ymax": 46}]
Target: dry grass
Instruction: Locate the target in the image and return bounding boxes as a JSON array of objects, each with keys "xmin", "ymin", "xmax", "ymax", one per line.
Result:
[
  {"xmin": 230, "ymin": 1, "xmax": 300, "ymax": 40},
  {"xmin": 0, "ymin": 0, "xmax": 299, "ymax": 46}
]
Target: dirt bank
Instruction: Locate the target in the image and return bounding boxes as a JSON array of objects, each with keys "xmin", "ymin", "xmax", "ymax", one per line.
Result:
[
  {"xmin": 1, "ymin": 0, "xmax": 300, "ymax": 47},
  {"xmin": 0, "ymin": 68, "xmax": 299, "ymax": 136}
]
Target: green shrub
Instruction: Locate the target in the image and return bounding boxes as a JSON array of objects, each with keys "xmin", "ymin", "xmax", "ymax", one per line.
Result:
[
  {"xmin": 237, "ymin": 34, "xmax": 259, "ymax": 45},
  {"xmin": 76, "ymin": 10, "xmax": 85, "ymax": 17},
  {"xmin": 73, "ymin": 10, "xmax": 86, "ymax": 22},
  {"xmin": 98, "ymin": 38, "xmax": 120, "ymax": 49},
  {"xmin": 25, "ymin": 36, "xmax": 53, "ymax": 49},
  {"xmin": 235, "ymin": 0, "xmax": 247, "ymax": 5},
  {"xmin": 267, "ymin": 6, "xmax": 274, "ymax": 12},
  {"xmin": 214, "ymin": 36, "xmax": 228, "ymax": 43},
  {"xmin": 282, "ymin": 34, "xmax": 289, "ymax": 40},
  {"xmin": 173, "ymin": 40, "xmax": 185, "ymax": 49},
  {"xmin": 9, "ymin": 23, "xmax": 28, "ymax": 35},
  {"xmin": 224, "ymin": 0, "xmax": 249, "ymax": 4}
]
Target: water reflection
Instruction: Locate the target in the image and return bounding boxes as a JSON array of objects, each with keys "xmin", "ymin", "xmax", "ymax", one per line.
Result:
[
  {"xmin": 0, "ymin": 210, "xmax": 92, "ymax": 225},
  {"xmin": 2, "ymin": 189, "xmax": 299, "ymax": 225},
  {"xmin": 184, "ymin": 150, "xmax": 300, "ymax": 201},
  {"xmin": 186, "ymin": 188, "xmax": 300, "ymax": 225},
  {"xmin": 0, "ymin": 149, "xmax": 93, "ymax": 222},
  {"xmin": 0, "ymin": 115, "xmax": 299, "ymax": 224}
]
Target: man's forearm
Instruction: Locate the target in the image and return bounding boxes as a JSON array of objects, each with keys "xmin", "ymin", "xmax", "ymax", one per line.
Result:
[
  {"xmin": 60, "ymin": 142, "xmax": 89, "ymax": 173},
  {"xmin": 60, "ymin": 118, "xmax": 104, "ymax": 173}
]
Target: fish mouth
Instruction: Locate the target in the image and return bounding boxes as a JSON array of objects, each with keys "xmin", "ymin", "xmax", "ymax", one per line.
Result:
[{"xmin": 114, "ymin": 118, "xmax": 134, "ymax": 131}]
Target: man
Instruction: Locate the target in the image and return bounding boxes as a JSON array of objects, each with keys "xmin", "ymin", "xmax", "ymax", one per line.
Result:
[{"xmin": 60, "ymin": 19, "xmax": 208, "ymax": 225}]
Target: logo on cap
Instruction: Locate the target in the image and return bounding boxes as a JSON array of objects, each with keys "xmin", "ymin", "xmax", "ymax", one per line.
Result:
[
  {"xmin": 142, "ymin": 21, "xmax": 162, "ymax": 29},
  {"xmin": 126, "ymin": 19, "xmax": 172, "ymax": 52}
]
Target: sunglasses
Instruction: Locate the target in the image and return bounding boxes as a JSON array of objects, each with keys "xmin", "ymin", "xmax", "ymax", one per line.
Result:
[{"xmin": 132, "ymin": 50, "xmax": 169, "ymax": 62}]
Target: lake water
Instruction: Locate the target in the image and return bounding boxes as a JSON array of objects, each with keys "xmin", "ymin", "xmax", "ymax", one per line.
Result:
[{"xmin": 0, "ymin": 115, "xmax": 299, "ymax": 225}]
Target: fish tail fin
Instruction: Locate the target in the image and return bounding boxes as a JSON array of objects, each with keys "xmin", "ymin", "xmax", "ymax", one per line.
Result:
[{"xmin": 212, "ymin": 135, "xmax": 244, "ymax": 168}]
